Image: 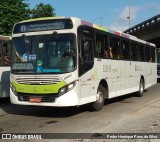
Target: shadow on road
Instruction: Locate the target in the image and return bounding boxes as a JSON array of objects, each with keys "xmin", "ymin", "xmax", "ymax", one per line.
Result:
[
  {"xmin": 105, "ymin": 92, "xmax": 135, "ymax": 106},
  {"xmin": 0, "ymin": 91, "xmax": 147, "ymax": 118},
  {"xmin": 104, "ymin": 89, "xmax": 148, "ymax": 106},
  {"xmin": 0, "ymin": 97, "xmax": 10, "ymax": 105},
  {"xmin": 0, "ymin": 103, "xmax": 89, "ymax": 118}
]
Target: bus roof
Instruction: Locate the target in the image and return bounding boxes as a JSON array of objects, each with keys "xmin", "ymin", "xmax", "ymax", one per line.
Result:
[{"xmin": 19, "ymin": 16, "xmax": 65, "ymax": 23}]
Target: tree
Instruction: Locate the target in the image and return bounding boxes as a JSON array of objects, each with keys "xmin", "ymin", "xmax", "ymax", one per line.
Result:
[
  {"xmin": 0, "ymin": 0, "xmax": 30, "ymax": 35},
  {"xmin": 31, "ymin": 3, "xmax": 56, "ymax": 18}
]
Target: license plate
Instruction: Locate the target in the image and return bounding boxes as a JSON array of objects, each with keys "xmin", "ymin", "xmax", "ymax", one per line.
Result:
[{"xmin": 29, "ymin": 97, "xmax": 42, "ymax": 103}]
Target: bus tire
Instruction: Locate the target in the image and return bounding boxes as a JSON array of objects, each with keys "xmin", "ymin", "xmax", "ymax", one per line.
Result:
[
  {"xmin": 90, "ymin": 85, "xmax": 105, "ymax": 111},
  {"xmin": 136, "ymin": 78, "xmax": 144, "ymax": 97}
]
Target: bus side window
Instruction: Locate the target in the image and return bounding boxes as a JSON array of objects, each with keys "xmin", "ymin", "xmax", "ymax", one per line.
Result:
[
  {"xmin": 137, "ymin": 44, "xmax": 141, "ymax": 61},
  {"xmin": 131, "ymin": 42, "xmax": 138, "ymax": 61},
  {"xmin": 110, "ymin": 36, "xmax": 121, "ymax": 60},
  {"xmin": 78, "ymin": 37, "xmax": 94, "ymax": 76},
  {"xmin": 0, "ymin": 41, "xmax": 11, "ymax": 66},
  {"xmin": 121, "ymin": 39, "xmax": 130, "ymax": 60},
  {"xmin": 4, "ymin": 42, "xmax": 11, "ymax": 66},
  {"xmin": 145, "ymin": 45, "xmax": 151, "ymax": 62},
  {"xmin": 96, "ymin": 33, "xmax": 105, "ymax": 58},
  {"xmin": 84, "ymin": 39, "xmax": 93, "ymax": 62},
  {"xmin": 151, "ymin": 47, "xmax": 155, "ymax": 63},
  {"xmin": 78, "ymin": 37, "xmax": 84, "ymax": 64},
  {"xmin": 139, "ymin": 44, "xmax": 145, "ymax": 62}
]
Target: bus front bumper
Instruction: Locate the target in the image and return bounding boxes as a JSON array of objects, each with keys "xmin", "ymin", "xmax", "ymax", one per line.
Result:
[{"xmin": 10, "ymin": 89, "xmax": 78, "ymax": 107}]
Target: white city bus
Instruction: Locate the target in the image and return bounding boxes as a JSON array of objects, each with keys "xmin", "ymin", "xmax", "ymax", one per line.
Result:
[
  {"xmin": 0, "ymin": 35, "xmax": 11, "ymax": 98},
  {"xmin": 10, "ymin": 17, "xmax": 157, "ymax": 111}
]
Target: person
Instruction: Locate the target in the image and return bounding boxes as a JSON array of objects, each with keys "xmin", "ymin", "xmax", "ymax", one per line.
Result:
[
  {"xmin": 63, "ymin": 43, "xmax": 73, "ymax": 57},
  {"xmin": 105, "ymin": 46, "xmax": 113, "ymax": 59},
  {"xmin": 108, "ymin": 47, "xmax": 113, "ymax": 59},
  {"xmin": 4, "ymin": 54, "xmax": 10, "ymax": 65},
  {"xmin": 149, "ymin": 58, "xmax": 152, "ymax": 62}
]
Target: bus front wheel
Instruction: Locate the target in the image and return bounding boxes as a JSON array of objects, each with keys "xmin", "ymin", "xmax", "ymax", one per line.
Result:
[{"xmin": 90, "ymin": 85, "xmax": 105, "ymax": 111}]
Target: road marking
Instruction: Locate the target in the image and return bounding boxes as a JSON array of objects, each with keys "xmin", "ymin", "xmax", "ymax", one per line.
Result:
[{"xmin": 134, "ymin": 98, "xmax": 160, "ymax": 115}]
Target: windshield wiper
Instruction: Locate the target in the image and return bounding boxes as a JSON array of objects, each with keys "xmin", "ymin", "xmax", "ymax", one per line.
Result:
[{"xmin": 49, "ymin": 31, "xmax": 58, "ymax": 41}]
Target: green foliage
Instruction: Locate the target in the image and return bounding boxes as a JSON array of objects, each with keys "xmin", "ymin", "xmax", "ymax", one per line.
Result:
[
  {"xmin": 0, "ymin": 0, "xmax": 30, "ymax": 35},
  {"xmin": 0, "ymin": 1, "xmax": 56, "ymax": 35},
  {"xmin": 31, "ymin": 3, "xmax": 56, "ymax": 18}
]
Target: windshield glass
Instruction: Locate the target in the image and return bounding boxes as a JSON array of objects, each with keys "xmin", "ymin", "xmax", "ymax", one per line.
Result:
[{"xmin": 11, "ymin": 34, "xmax": 76, "ymax": 74}]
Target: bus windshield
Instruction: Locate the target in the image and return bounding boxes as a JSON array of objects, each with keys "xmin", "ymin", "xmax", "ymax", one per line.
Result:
[{"xmin": 11, "ymin": 34, "xmax": 76, "ymax": 74}]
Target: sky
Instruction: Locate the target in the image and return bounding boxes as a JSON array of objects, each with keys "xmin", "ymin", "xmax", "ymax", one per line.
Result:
[{"xmin": 26, "ymin": 0, "xmax": 160, "ymax": 31}]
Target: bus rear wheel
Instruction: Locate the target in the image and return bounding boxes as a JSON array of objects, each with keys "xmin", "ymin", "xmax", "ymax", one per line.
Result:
[
  {"xmin": 136, "ymin": 78, "xmax": 144, "ymax": 97},
  {"xmin": 90, "ymin": 85, "xmax": 105, "ymax": 111}
]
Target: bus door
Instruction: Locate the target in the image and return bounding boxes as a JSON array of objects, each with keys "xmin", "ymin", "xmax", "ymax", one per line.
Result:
[
  {"xmin": 78, "ymin": 26, "xmax": 94, "ymax": 104},
  {"xmin": 78, "ymin": 36, "xmax": 94, "ymax": 103}
]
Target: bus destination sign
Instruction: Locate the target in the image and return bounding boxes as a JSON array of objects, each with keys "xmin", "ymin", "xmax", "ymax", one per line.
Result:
[{"xmin": 13, "ymin": 19, "xmax": 73, "ymax": 33}]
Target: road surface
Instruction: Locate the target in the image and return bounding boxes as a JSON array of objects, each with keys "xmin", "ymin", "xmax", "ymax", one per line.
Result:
[{"xmin": 0, "ymin": 83, "xmax": 160, "ymax": 142}]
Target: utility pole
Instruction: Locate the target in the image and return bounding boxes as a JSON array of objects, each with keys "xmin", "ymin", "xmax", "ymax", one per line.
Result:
[{"xmin": 127, "ymin": 0, "xmax": 131, "ymax": 29}]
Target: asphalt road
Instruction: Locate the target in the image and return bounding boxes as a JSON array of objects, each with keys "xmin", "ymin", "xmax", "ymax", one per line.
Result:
[{"xmin": 0, "ymin": 82, "xmax": 160, "ymax": 142}]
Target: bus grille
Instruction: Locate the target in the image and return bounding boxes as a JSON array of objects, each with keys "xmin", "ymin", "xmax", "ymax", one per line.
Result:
[
  {"xmin": 18, "ymin": 93, "xmax": 57, "ymax": 103},
  {"xmin": 15, "ymin": 76, "xmax": 62, "ymax": 85}
]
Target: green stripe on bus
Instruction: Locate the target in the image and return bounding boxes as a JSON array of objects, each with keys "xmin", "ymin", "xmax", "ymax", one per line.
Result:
[
  {"xmin": 20, "ymin": 16, "xmax": 65, "ymax": 23},
  {"xmin": 12, "ymin": 81, "xmax": 66, "ymax": 94}
]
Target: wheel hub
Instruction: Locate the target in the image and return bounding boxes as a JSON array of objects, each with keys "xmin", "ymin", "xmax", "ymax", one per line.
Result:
[{"xmin": 96, "ymin": 92, "xmax": 103, "ymax": 104}]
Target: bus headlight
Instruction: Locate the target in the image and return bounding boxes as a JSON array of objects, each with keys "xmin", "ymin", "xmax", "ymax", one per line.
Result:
[
  {"xmin": 58, "ymin": 81, "xmax": 76, "ymax": 95},
  {"xmin": 11, "ymin": 84, "xmax": 17, "ymax": 96}
]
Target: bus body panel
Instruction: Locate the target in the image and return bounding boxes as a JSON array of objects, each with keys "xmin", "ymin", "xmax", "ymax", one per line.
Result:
[
  {"xmin": 93, "ymin": 59, "xmax": 157, "ymax": 99},
  {"xmin": 146, "ymin": 62, "xmax": 157, "ymax": 88}
]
